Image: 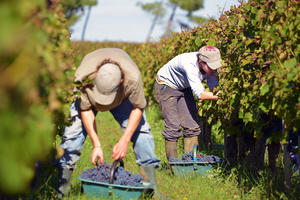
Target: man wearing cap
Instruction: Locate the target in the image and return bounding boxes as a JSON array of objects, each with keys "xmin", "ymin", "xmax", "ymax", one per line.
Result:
[
  {"xmin": 56, "ymin": 48, "xmax": 164, "ymax": 199},
  {"xmin": 154, "ymin": 46, "xmax": 222, "ymax": 160}
]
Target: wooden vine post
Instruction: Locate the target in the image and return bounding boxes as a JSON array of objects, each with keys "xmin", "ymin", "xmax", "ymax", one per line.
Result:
[{"xmin": 283, "ymin": 144, "xmax": 291, "ymax": 189}]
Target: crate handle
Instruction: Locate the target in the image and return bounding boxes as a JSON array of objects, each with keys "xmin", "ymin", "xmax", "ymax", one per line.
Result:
[
  {"xmin": 193, "ymin": 144, "xmax": 198, "ymax": 171},
  {"xmin": 193, "ymin": 144, "xmax": 198, "ymax": 162},
  {"xmin": 109, "ymin": 159, "xmax": 124, "ymax": 184}
]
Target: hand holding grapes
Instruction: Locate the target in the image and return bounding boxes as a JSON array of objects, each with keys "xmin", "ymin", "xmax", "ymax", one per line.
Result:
[{"xmin": 91, "ymin": 146, "xmax": 104, "ymax": 166}]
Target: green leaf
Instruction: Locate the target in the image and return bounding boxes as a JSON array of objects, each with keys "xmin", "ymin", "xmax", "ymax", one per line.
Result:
[
  {"xmin": 259, "ymin": 103, "xmax": 269, "ymax": 113},
  {"xmin": 260, "ymin": 84, "xmax": 270, "ymax": 95},
  {"xmin": 206, "ymin": 38, "xmax": 216, "ymax": 46},
  {"xmin": 239, "ymin": 110, "xmax": 244, "ymax": 119},
  {"xmin": 284, "ymin": 58, "xmax": 297, "ymax": 69},
  {"xmin": 195, "ymin": 37, "xmax": 202, "ymax": 46},
  {"xmin": 243, "ymin": 82, "xmax": 250, "ymax": 88},
  {"xmin": 241, "ymin": 56, "xmax": 251, "ymax": 66},
  {"xmin": 245, "ymin": 38, "xmax": 253, "ymax": 47},
  {"xmin": 244, "ymin": 112, "xmax": 253, "ymax": 123}
]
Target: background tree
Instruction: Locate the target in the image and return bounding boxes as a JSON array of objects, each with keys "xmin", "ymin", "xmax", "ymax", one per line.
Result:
[
  {"xmin": 137, "ymin": 1, "xmax": 166, "ymax": 42},
  {"xmin": 164, "ymin": 0, "xmax": 204, "ymax": 37},
  {"xmin": 138, "ymin": 0, "xmax": 206, "ymax": 40},
  {"xmin": 170, "ymin": 0, "xmax": 203, "ymax": 16},
  {"xmin": 81, "ymin": 5, "xmax": 93, "ymax": 40},
  {"xmin": 60, "ymin": 0, "xmax": 97, "ymax": 26}
]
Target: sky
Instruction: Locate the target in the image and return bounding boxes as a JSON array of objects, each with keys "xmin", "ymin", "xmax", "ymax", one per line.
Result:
[{"xmin": 70, "ymin": 0, "xmax": 242, "ymax": 43}]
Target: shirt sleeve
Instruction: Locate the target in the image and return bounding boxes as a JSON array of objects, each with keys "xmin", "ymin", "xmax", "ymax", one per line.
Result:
[
  {"xmin": 79, "ymin": 89, "xmax": 92, "ymax": 111},
  {"xmin": 184, "ymin": 63, "xmax": 205, "ymax": 99},
  {"xmin": 128, "ymin": 75, "xmax": 147, "ymax": 109},
  {"xmin": 206, "ymin": 72, "xmax": 219, "ymax": 91}
]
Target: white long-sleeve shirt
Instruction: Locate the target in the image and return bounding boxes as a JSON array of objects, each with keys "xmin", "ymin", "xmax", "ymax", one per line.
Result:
[{"xmin": 157, "ymin": 52, "xmax": 219, "ymax": 99}]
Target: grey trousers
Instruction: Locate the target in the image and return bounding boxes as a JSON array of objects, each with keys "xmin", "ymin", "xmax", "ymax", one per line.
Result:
[{"xmin": 154, "ymin": 81, "xmax": 201, "ymax": 142}]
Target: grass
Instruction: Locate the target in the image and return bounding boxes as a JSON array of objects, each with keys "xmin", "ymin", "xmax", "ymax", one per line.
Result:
[{"xmin": 20, "ymin": 105, "xmax": 300, "ymax": 200}]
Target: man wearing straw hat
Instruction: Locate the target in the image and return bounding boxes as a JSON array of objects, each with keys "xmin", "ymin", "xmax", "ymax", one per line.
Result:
[{"xmin": 56, "ymin": 48, "xmax": 165, "ymax": 199}]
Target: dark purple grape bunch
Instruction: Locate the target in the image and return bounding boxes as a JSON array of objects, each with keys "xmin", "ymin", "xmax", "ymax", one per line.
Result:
[
  {"xmin": 169, "ymin": 151, "xmax": 223, "ymax": 163},
  {"xmin": 168, "ymin": 151, "xmax": 194, "ymax": 162},
  {"xmin": 80, "ymin": 162, "xmax": 143, "ymax": 186},
  {"xmin": 113, "ymin": 166, "xmax": 143, "ymax": 186},
  {"xmin": 80, "ymin": 161, "xmax": 111, "ymax": 183}
]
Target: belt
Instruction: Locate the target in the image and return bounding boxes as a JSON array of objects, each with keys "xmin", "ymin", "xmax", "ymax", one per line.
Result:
[{"xmin": 155, "ymin": 76, "xmax": 176, "ymax": 89}]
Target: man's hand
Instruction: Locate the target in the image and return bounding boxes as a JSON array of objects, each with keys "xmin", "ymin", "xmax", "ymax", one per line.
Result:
[
  {"xmin": 199, "ymin": 91, "xmax": 219, "ymax": 100},
  {"xmin": 91, "ymin": 146, "xmax": 104, "ymax": 165},
  {"xmin": 112, "ymin": 137, "xmax": 129, "ymax": 160}
]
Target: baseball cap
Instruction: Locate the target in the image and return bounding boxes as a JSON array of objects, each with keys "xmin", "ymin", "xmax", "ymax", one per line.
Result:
[
  {"xmin": 198, "ymin": 46, "xmax": 222, "ymax": 70},
  {"xmin": 93, "ymin": 63, "xmax": 122, "ymax": 105}
]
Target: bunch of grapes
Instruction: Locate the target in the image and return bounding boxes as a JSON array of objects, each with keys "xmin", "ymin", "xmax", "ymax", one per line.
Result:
[
  {"xmin": 169, "ymin": 151, "xmax": 223, "ymax": 163},
  {"xmin": 80, "ymin": 162, "xmax": 143, "ymax": 186}
]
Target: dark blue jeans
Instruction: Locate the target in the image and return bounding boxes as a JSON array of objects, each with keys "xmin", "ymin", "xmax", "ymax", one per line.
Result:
[
  {"xmin": 154, "ymin": 81, "xmax": 201, "ymax": 142},
  {"xmin": 58, "ymin": 98, "xmax": 161, "ymax": 169}
]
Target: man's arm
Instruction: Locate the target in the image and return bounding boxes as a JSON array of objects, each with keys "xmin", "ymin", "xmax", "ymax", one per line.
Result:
[
  {"xmin": 81, "ymin": 109, "xmax": 104, "ymax": 165},
  {"xmin": 111, "ymin": 105, "xmax": 143, "ymax": 160},
  {"xmin": 199, "ymin": 91, "xmax": 219, "ymax": 100}
]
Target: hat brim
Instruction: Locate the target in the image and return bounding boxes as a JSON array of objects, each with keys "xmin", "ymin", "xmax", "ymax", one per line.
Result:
[
  {"xmin": 207, "ymin": 60, "xmax": 222, "ymax": 70},
  {"xmin": 93, "ymin": 86, "xmax": 117, "ymax": 105}
]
